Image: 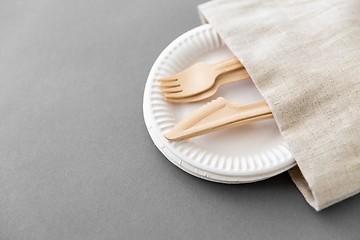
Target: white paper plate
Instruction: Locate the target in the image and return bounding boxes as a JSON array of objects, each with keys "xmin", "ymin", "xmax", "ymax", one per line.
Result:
[{"xmin": 143, "ymin": 24, "xmax": 296, "ymax": 183}]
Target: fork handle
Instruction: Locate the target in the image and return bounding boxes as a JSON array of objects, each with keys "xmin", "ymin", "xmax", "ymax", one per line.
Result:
[{"xmin": 213, "ymin": 56, "xmax": 244, "ymax": 73}]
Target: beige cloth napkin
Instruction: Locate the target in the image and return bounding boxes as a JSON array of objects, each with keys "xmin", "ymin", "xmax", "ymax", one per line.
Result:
[{"xmin": 198, "ymin": 0, "xmax": 360, "ymax": 211}]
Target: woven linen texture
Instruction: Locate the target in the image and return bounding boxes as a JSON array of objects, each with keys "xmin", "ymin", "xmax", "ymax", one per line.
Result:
[{"xmin": 199, "ymin": 0, "xmax": 360, "ymax": 210}]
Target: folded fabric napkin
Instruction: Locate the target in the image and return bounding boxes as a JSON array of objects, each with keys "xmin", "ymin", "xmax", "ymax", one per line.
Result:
[{"xmin": 198, "ymin": 0, "xmax": 360, "ymax": 210}]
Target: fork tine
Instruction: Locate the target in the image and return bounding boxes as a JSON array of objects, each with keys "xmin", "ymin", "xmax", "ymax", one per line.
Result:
[
  {"xmin": 160, "ymin": 81, "xmax": 179, "ymax": 88},
  {"xmin": 158, "ymin": 76, "xmax": 177, "ymax": 82},
  {"xmin": 162, "ymin": 86, "xmax": 182, "ymax": 93},
  {"xmin": 164, "ymin": 91, "xmax": 186, "ymax": 98}
]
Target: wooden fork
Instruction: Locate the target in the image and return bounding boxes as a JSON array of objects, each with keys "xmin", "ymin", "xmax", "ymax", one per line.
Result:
[
  {"xmin": 158, "ymin": 56, "xmax": 243, "ymax": 98},
  {"xmin": 165, "ymin": 68, "xmax": 250, "ymax": 103}
]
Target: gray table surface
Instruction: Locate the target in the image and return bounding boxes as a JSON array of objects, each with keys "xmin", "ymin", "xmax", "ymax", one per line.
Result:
[{"xmin": 1, "ymin": 0, "xmax": 359, "ymax": 239}]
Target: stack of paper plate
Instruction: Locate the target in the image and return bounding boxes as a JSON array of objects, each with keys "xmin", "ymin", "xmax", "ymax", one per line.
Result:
[{"xmin": 143, "ymin": 24, "xmax": 296, "ymax": 183}]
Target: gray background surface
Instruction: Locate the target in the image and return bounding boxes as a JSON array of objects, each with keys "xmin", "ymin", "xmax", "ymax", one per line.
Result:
[{"xmin": 0, "ymin": 0, "xmax": 359, "ymax": 239}]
